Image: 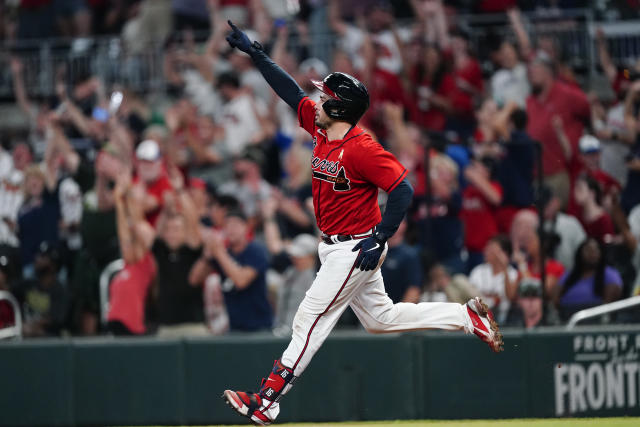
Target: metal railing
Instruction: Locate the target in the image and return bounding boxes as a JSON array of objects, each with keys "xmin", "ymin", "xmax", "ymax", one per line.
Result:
[
  {"xmin": 2, "ymin": 9, "xmax": 640, "ymax": 99},
  {"xmin": 0, "ymin": 27, "xmax": 337, "ymax": 98},
  {"xmin": 566, "ymin": 295, "xmax": 640, "ymax": 329},
  {"xmin": 0, "ymin": 35, "xmax": 167, "ymax": 98},
  {"xmin": 590, "ymin": 21, "xmax": 640, "ymax": 66},
  {"xmin": 464, "ymin": 8, "xmax": 595, "ymax": 72}
]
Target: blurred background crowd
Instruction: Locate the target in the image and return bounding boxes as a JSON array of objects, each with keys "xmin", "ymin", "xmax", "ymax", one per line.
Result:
[{"xmin": 0, "ymin": 0, "xmax": 640, "ymax": 338}]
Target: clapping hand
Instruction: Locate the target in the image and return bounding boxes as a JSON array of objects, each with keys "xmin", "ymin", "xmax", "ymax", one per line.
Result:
[{"xmin": 203, "ymin": 228, "xmax": 226, "ymax": 259}]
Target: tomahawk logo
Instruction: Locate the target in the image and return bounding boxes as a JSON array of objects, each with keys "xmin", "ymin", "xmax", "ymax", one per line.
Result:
[{"xmin": 312, "ymin": 166, "xmax": 351, "ymax": 191}]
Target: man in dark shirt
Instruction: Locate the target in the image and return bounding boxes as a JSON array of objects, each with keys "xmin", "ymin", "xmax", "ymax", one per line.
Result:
[
  {"xmin": 71, "ymin": 146, "xmax": 122, "ymax": 335},
  {"xmin": 151, "ymin": 188, "xmax": 205, "ymax": 334},
  {"xmin": 152, "ymin": 217, "xmax": 203, "ymax": 326},
  {"xmin": 203, "ymin": 210, "xmax": 272, "ymax": 331},
  {"xmin": 381, "ymin": 220, "xmax": 422, "ymax": 303},
  {"xmin": 12, "ymin": 242, "xmax": 68, "ymax": 337},
  {"xmin": 496, "ymin": 108, "xmax": 535, "ymax": 233},
  {"xmin": 417, "ymin": 153, "xmax": 465, "ymax": 274},
  {"xmin": 18, "ymin": 166, "xmax": 61, "ymax": 276}
]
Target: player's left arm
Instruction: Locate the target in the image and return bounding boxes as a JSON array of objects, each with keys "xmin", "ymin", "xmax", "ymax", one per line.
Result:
[
  {"xmin": 352, "ymin": 178, "xmax": 413, "ymax": 271},
  {"xmin": 376, "ymin": 179, "xmax": 414, "ymax": 240},
  {"xmin": 352, "ymin": 143, "xmax": 414, "ymax": 270}
]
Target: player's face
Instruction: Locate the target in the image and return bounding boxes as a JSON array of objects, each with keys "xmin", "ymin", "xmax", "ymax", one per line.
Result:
[{"xmin": 315, "ymin": 95, "xmax": 334, "ymax": 130}]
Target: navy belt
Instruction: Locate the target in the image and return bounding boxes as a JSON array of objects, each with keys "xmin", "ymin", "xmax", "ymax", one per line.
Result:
[{"xmin": 321, "ymin": 230, "xmax": 373, "ymax": 245}]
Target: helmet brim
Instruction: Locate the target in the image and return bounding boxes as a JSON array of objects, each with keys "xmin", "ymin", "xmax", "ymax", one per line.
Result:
[{"xmin": 311, "ymin": 79, "xmax": 339, "ymax": 99}]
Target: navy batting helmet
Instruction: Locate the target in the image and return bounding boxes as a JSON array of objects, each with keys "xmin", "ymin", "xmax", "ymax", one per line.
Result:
[{"xmin": 312, "ymin": 72, "xmax": 369, "ymax": 125}]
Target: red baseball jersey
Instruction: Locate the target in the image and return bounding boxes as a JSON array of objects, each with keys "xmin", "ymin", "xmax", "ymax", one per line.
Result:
[{"xmin": 297, "ymin": 96, "xmax": 407, "ymax": 235}]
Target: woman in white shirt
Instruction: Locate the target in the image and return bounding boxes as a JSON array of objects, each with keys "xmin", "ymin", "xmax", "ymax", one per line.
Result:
[{"xmin": 468, "ymin": 235, "xmax": 519, "ymax": 323}]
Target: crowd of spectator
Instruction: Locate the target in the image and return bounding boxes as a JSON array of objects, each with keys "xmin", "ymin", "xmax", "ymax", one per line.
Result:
[{"xmin": 1, "ymin": 0, "xmax": 640, "ymax": 338}]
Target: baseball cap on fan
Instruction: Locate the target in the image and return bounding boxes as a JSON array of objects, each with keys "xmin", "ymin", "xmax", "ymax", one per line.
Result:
[
  {"xmin": 300, "ymin": 58, "xmax": 328, "ymax": 79},
  {"xmin": 136, "ymin": 139, "xmax": 161, "ymax": 162},
  {"xmin": 236, "ymin": 146, "xmax": 265, "ymax": 166},
  {"xmin": 519, "ymin": 278, "xmax": 543, "ymax": 298},
  {"xmin": 579, "ymin": 135, "xmax": 601, "ymax": 154},
  {"xmin": 532, "ymin": 50, "xmax": 554, "ymax": 70},
  {"xmin": 287, "ymin": 234, "xmax": 318, "ymax": 258}
]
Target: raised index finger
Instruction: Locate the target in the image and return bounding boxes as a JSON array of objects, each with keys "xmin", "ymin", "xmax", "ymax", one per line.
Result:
[{"xmin": 228, "ymin": 20, "xmax": 239, "ymax": 31}]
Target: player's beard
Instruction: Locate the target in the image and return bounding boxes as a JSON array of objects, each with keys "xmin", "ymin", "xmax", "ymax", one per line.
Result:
[{"xmin": 315, "ymin": 114, "xmax": 332, "ymax": 130}]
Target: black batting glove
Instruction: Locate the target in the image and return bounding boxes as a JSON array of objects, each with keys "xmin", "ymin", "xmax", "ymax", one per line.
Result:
[
  {"xmin": 352, "ymin": 232, "xmax": 387, "ymax": 271},
  {"xmin": 226, "ymin": 20, "xmax": 255, "ymax": 54}
]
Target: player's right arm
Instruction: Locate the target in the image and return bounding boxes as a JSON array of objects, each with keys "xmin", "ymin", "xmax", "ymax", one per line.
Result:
[{"xmin": 226, "ymin": 21, "xmax": 306, "ymax": 112}]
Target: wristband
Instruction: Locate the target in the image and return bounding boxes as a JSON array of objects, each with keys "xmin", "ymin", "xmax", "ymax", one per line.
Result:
[{"xmin": 373, "ymin": 230, "xmax": 388, "ymax": 244}]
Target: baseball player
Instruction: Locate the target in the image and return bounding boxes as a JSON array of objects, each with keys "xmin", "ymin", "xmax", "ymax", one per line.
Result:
[{"xmin": 222, "ymin": 21, "xmax": 503, "ymax": 426}]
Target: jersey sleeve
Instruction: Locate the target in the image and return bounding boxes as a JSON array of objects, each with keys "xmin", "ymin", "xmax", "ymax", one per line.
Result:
[
  {"xmin": 297, "ymin": 96, "xmax": 316, "ymax": 136},
  {"xmin": 354, "ymin": 141, "xmax": 408, "ymax": 192}
]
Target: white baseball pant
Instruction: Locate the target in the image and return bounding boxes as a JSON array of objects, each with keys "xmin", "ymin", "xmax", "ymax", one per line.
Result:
[{"xmin": 279, "ymin": 238, "xmax": 474, "ymax": 377}]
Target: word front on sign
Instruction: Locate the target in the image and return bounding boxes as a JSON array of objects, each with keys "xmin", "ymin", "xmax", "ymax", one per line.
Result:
[
  {"xmin": 554, "ymin": 333, "xmax": 640, "ymax": 416},
  {"xmin": 555, "ymin": 362, "xmax": 640, "ymax": 415},
  {"xmin": 573, "ymin": 334, "xmax": 640, "ymax": 355}
]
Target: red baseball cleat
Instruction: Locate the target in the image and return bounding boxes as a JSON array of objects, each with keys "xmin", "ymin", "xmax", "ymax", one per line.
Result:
[
  {"xmin": 465, "ymin": 296, "xmax": 504, "ymax": 352},
  {"xmin": 222, "ymin": 389, "xmax": 275, "ymax": 426},
  {"xmin": 222, "ymin": 359, "xmax": 293, "ymax": 425}
]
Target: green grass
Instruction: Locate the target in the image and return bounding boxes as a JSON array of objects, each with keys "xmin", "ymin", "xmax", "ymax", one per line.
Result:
[
  {"xmin": 262, "ymin": 420, "xmax": 637, "ymax": 427},
  {"xmin": 135, "ymin": 418, "xmax": 639, "ymax": 427}
]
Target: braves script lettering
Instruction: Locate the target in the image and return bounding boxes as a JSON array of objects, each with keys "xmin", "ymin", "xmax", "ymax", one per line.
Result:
[{"xmin": 311, "ymin": 155, "xmax": 350, "ymax": 191}]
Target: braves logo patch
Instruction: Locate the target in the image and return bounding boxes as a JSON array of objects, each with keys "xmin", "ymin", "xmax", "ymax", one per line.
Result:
[{"xmin": 312, "ymin": 166, "xmax": 350, "ymax": 191}]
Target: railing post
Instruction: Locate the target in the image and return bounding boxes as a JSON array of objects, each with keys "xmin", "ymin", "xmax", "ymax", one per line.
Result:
[
  {"xmin": 39, "ymin": 41, "xmax": 53, "ymax": 97},
  {"xmin": 586, "ymin": 8, "xmax": 597, "ymax": 81}
]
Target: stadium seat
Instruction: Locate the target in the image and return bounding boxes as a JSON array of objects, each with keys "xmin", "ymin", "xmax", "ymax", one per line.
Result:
[
  {"xmin": 99, "ymin": 259, "xmax": 125, "ymax": 327},
  {"xmin": 0, "ymin": 290, "xmax": 22, "ymax": 340}
]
